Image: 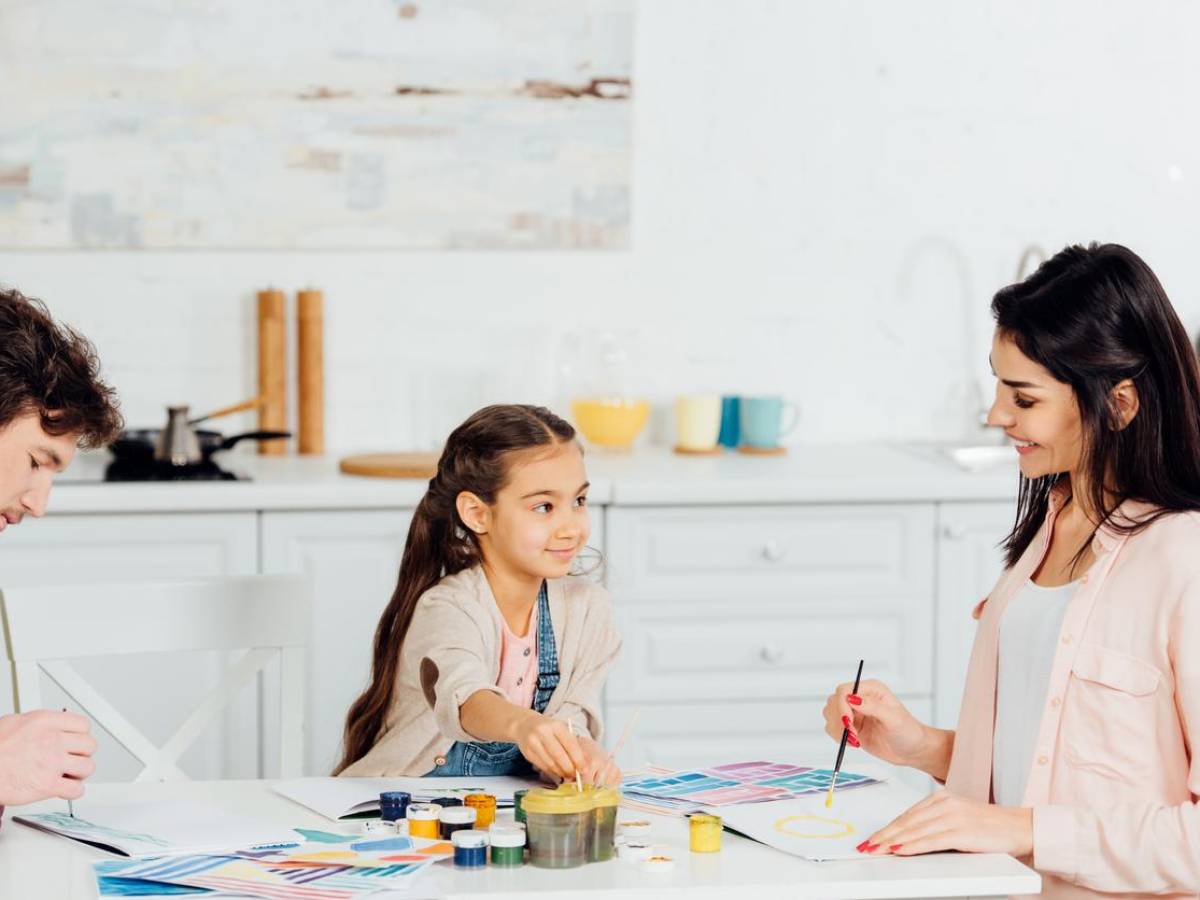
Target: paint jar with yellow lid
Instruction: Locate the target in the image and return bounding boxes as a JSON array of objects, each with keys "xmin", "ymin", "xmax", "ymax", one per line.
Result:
[
  {"xmin": 586, "ymin": 786, "xmax": 621, "ymax": 862},
  {"xmin": 522, "ymin": 785, "xmax": 591, "ymax": 869}
]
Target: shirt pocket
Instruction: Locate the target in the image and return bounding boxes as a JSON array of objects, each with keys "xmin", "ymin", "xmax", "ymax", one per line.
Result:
[{"xmin": 1062, "ymin": 642, "xmax": 1162, "ymax": 782}]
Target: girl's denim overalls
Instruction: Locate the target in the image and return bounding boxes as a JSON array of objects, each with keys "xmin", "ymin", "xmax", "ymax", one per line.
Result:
[{"xmin": 425, "ymin": 582, "xmax": 560, "ymax": 776}]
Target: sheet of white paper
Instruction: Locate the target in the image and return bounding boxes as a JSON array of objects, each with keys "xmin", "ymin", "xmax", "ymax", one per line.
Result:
[
  {"xmin": 273, "ymin": 775, "xmax": 541, "ymax": 820},
  {"xmin": 15, "ymin": 800, "xmax": 297, "ymax": 857},
  {"xmin": 719, "ymin": 778, "xmax": 920, "ymax": 861}
]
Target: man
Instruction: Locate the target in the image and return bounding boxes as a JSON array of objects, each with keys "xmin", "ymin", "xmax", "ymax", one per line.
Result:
[{"xmin": 0, "ymin": 287, "xmax": 122, "ymax": 818}]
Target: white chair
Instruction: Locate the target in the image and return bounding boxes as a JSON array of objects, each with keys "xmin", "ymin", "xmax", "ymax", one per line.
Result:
[{"xmin": 0, "ymin": 575, "xmax": 310, "ymax": 781}]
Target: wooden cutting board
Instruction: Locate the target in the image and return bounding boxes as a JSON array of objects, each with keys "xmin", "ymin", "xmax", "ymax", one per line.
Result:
[{"xmin": 339, "ymin": 452, "xmax": 439, "ymax": 479}]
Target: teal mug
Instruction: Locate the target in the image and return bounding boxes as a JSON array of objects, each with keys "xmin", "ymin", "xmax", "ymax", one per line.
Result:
[{"xmin": 739, "ymin": 396, "xmax": 800, "ymax": 448}]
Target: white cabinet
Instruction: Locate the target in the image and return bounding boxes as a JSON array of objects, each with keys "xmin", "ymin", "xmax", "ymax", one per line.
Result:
[
  {"xmin": 934, "ymin": 502, "xmax": 1013, "ymax": 727},
  {"xmin": 259, "ymin": 510, "xmax": 412, "ymax": 776},
  {"xmin": 0, "ymin": 513, "xmax": 258, "ymax": 781},
  {"xmin": 604, "ymin": 503, "xmax": 936, "ymax": 788}
]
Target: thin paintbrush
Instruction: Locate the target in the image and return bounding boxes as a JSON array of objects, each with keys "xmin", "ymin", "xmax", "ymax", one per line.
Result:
[
  {"xmin": 826, "ymin": 659, "xmax": 864, "ymax": 809},
  {"xmin": 567, "ymin": 720, "xmax": 584, "ymax": 792},
  {"xmin": 62, "ymin": 707, "xmax": 74, "ymax": 818},
  {"xmin": 601, "ymin": 708, "xmax": 641, "ymax": 787}
]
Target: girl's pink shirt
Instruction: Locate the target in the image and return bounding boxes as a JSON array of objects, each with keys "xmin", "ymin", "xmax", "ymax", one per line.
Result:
[
  {"xmin": 947, "ymin": 482, "xmax": 1200, "ymax": 898},
  {"xmin": 496, "ymin": 604, "xmax": 537, "ymax": 711}
]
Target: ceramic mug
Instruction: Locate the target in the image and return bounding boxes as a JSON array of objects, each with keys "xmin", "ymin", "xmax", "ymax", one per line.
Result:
[
  {"xmin": 675, "ymin": 394, "xmax": 723, "ymax": 451},
  {"xmin": 739, "ymin": 396, "xmax": 800, "ymax": 448},
  {"xmin": 717, "ymin": 396, "xmax": 741, "ymax": 449}
]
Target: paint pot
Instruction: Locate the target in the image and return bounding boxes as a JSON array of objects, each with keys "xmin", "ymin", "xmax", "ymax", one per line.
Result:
[
  {"xmin": 439, "ymin": 805, "xmax": 478, "ymax": 841},
  {"xmin": 689, "ymin": 814, "xmax": 722, "ymax": 853},
  {"xmin": 513, "ymin": 789, "xmax": 529, "ymax": 824},
  {"xmin": 451, "ymin": 829, "xmax": 488, "ymax": 868},
  {"xmin": 430, "ymin": 796, "xmax": 463, "ymax": 808},
  {"xmin": 379, "ymin": 790, "xmax": 411, "ymax": 822},
  {"xmin": 488, "ymin": 823, "xmax": 526, "ymax": 867},
  {"xmin": 617, "ymin": 819, "xmax": 652, "ymax": 844},
  {"xmin": 617, "ymin": 840, "xmax": 653, "ymax": 863},
  {"xmin": 464, "ymin": 793, "xmax": 497, "ymax": 830},
  {"xmin": 587, "ymin": 786, "xmax": 620, "ymax": 862},
  {"xmin": 407, "ymin": 803, "xmax": 442, "ymax": 839},
  {"xmin": 522, "ymin": 786, "xmax": 590, "ymax": 869},
  {"xmin": 361, "ymin": 819, "xmax": 397, "ymax": 835},
  {"xmin": 640, "ymin": 854, "xmax": 676, "ymax": 873}
]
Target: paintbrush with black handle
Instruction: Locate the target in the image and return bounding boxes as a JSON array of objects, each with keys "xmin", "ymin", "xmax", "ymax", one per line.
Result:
[{"xmin": 826, "ymin": 659, "xmax": 864, "ymax": 808}]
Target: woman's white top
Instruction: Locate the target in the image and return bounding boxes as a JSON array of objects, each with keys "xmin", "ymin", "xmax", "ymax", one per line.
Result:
[{"xmin": 992, "ymin": 577, "xmax": 1080, "ymax": 807}]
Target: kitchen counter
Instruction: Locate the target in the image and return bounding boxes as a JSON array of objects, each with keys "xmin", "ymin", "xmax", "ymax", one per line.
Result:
[{"xmin": 49, "ymin": 444, "xmax": 1018, "ymax": 513}]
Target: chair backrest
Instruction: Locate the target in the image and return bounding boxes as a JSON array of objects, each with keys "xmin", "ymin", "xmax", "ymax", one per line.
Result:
[{"xmin": 0, "ymin": 575, "xmax": 310, "ymax": 781}]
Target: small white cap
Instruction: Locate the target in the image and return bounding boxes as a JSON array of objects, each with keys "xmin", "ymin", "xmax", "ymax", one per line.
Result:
[
  {"xmin": 361, "ymin": 819, "xmax": 397, "ymax": 835},
  {"xmin": 440, "ymin": 806, "xmax": 478, "ymax": 825},
  {"xmin": 451, "ymin": 829, "xmax": 489, "ymax": 849},
  {"xmin": 640, "ymin": 853, "xmax": 676, "ymax": 872},
  {"xmin": 488, "ymin": 824, "xmax": 526, "ymax": 848},
  {"xmin": 617, "ymin": 840, "xmax": 653, "ymax": 862}
]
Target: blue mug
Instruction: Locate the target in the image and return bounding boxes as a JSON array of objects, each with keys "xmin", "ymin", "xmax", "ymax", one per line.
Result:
[
  {"xmin": 717, "ymin": 396, "xmax": 740, "ymax": 448},
  {"xmin": 739, "ymin": 396, "xmax": 800, "ymax": 448}
]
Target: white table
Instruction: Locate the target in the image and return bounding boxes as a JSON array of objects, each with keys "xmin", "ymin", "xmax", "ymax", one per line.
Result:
[{"xmin": 0, "ymin": 780, "xmax": 1040, "ymax": 899}]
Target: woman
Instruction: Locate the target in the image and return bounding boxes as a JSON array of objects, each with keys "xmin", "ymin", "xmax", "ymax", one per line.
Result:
[{"xmin": 824, "ymin": 243, "xmax": 1200, "ymax": 897}]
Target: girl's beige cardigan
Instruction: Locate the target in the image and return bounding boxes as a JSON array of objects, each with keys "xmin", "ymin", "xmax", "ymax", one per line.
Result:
[{"xmin": 339, "ymin": 565, "xmax": 621, "ymax": 776}]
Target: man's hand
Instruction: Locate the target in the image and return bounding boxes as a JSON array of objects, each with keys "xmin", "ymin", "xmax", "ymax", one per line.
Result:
[{"xmin": 0, "ymin": 710, "xmax": 96, "ymax": 806}]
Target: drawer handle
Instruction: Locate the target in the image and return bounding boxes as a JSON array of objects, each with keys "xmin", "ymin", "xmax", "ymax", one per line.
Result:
[
  {"xmin": 760, "ymin": 644, "xmax": 785, "ymax": 664},
  {"xmin": 761, "ymin": 539, "xmax": 785, "ymax": 562},
  {"xmin": 942, "ymin": 524, "xmax": 966, "ymax": 541}
]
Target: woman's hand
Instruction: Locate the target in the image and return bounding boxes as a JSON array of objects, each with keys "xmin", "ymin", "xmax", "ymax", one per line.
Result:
[
  {"xmin": 511, "ymin": 711, "xmax": 588, "ymax": 782},
  {"xmin": 821, "ymin": 678, "xmax": 950, "ymax": 778},
  {"xmin": 856, "ymin": 791, "xmax": 1033, "ymax": 857},
  {"xmin": 575, "ymin": 733, "xmax": 622, "ymax": 787}
]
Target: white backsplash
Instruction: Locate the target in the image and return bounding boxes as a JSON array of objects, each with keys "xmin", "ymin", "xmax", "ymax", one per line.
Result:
[{"xmin": 2, "ymin": 0, "xmax": 1198, "ymax": 452}]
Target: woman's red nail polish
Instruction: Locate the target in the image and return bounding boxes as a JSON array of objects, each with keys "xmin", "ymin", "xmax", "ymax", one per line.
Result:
[
  {"xmin": 889, "ymin": 844, "xmax": 903, "ymax": 852},
  {"xmin": 866, "ymin": 843, "xmax": 880, "ymax": 853},
  {"xmin": 855, "ymin": 840, "xmax": 870, "ymax": 852},
  {"xmin": 842, "ymin": 715, "xmax": 852, "ymax": 728},
  {"xmin": 847, "ymin": 733, "xmax": 861, "ymax": 748},
  {"xmin": 847, "ymin": 695, "xmax": 862, "ymax": 706}
]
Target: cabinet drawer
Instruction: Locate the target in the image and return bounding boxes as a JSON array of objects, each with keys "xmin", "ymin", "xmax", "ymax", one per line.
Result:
[
  {"xmin": 608, "ymin": 596, "xmax": 932, "ymax": 702},
  {"xmin": 605, "ymin": 504, "xmax": 934, "ymax": 602},
  {"xmin": 607, "ymin": 699, "xmax": 934, "ymax": 795}
]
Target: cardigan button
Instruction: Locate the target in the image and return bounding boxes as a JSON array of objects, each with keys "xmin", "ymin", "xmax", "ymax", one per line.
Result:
[
  {"xmin": 1061, "ymin": 633, "xmax": 1072, "ymax": 644},
  {"xmin": 1050, "ymin": 697, "xmax": 1061, "ymax": 708},
  {"xmin": 434, "ymin": 755, "xmax": 447, "ymax": 767},
  {"xmin": 1037, "ymin": 755, "xmax": 1049, "ymax": 765}
]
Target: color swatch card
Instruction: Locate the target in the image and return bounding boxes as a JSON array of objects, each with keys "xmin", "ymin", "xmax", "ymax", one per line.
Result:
[
  {"xmin": 621, "ymin": 761, "xmax": 880, "ymax": 814},
  {"xmin": 94, "ymin": 830, "xmax": 453, "ymax": 898}
]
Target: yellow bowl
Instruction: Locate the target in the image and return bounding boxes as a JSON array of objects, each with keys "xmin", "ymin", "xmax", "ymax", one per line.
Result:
[{"xmin": 570, "ymin": 398, "xmax": 650, "ymax": 448}]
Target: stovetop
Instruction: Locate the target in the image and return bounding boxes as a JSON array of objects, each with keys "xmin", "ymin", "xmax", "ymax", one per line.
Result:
[{"xmin": 104, "ymin": 459, "xmax": 246, "ymax": 482}]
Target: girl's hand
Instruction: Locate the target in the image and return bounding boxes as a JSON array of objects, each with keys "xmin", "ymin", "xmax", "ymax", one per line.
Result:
[
  {"xmin": 857, "ymin": 791, "xmax": 1033, "ymax": 857},
  {"xmin": 512, "ymin": 711, "xmax": 588, "ymax": 782},
  {"xmin": 575, "ymin": 734, "xmax": 622, "ymax": 787},
  {"xmin": 821, "ymin": 678, "xmax": 933, "ymax": 769}
]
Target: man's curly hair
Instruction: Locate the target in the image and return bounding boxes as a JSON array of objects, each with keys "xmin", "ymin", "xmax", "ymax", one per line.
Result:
[{"xmin": 0, "ymin": 287, "xmax": 122, "ymax": 448}]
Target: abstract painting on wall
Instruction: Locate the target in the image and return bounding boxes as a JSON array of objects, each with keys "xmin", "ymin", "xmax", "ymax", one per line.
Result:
[{"xmin": 0, "ymin": 0, "xmax": 632, "ymax": 250}]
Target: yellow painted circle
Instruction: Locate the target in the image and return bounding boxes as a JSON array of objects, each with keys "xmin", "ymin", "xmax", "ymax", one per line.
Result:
[{"xmin": 773, "ymin": 815, "xmax": 855, "ymax": 840}]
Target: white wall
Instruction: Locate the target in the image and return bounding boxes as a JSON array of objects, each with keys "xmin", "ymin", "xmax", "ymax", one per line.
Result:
[{"xmin": 3, "ymin": 0, "xmax": 1198, "ymax": 452}]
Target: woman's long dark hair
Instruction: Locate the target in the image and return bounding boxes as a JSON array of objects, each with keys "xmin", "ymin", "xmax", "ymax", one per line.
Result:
[
  {"xmin": 995, "ymin": 243, "xmax": 1200, "ymax": 567},
  {"xmin": 334, "ymin": 404, "xmax": 577, "ymax": 774}
]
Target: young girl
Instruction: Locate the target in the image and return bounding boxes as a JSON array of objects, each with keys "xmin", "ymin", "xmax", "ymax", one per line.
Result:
[
  {"xmin": 336, "ymin": 404, "xmax": 621, "ymax": 784},
  {"xmin": 824, "ymin": 244, "xmax": 1200, "ymax": 897}
]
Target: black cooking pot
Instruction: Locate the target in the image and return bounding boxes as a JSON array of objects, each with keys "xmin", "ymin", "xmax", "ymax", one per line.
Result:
[{"xmin": 109, "ymin": 428, "xmax": 290, "ymax": 465}]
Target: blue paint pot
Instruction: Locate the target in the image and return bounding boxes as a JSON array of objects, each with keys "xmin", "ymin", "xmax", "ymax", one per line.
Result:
[
  {"xmin": 452, "ymin": 829, "xmax": 488, "ymax": 868},
  {"xmin": 379, "ymin": 791, "xmax": 411, "ymax": 822}
]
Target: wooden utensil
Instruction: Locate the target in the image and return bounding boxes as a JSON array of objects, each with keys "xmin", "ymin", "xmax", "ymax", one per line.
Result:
[
  {"xmin": 297, "ymin": 289, "xmax": 324, "ymax": 455},
  {"xmin": 189, "ymin": 396, "xmax": 264, "ymax": 426}
]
